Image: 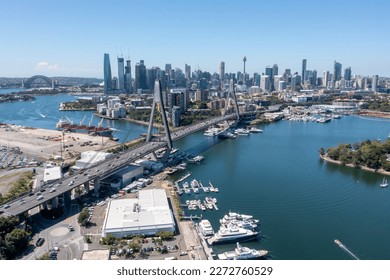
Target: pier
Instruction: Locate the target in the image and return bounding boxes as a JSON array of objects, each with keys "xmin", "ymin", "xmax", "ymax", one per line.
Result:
[{"xmin": 177, "ymin": 173, "xmax": 191, "ymax": 183}]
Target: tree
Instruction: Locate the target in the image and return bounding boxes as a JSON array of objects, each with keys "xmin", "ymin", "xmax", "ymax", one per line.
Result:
[
  {"xmin": 155, "ymin": 231, "xmax": 174, "ymax": 240},
  {"xmin": 4, "ymin": 229, "xmax": 30, "ymax": 258},
  {"xmin": 77, "ymin": 207, "xmax": 89, "ymax": 227},
  {"xmin": 0, "ymin": 216, "xmax": 19, "ymax": 237},
  {"xmin": 327, "ymin": 147, "xmax": 339, "ymax": 160},
  {"xmin": 128, "ymin": 237, "xmax": 142, "ymax": 252},
  {"xmin": 100, "ymin": 234, "xmax": 117, "ymax": 245},
  {"xmin": 319, "ymin": 147, "xmax": 325, "ymax": 156}
]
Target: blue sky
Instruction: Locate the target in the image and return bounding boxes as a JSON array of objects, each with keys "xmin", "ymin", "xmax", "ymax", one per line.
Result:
[{"xmin": 1, "ymin": 0, "xmax": 389, "ymax": 78}]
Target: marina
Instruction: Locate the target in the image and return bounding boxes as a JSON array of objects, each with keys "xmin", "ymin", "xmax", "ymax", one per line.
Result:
[{"xmin": 172, "ymin": 115, "xmax": 390, "ymax": 259}]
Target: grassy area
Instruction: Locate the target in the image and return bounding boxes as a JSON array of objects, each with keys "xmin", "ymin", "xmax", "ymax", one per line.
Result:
[
  {"xmin": 171, "ymin": 192, "xmax": 183, "ymax": 220},
  {"xmin": 0, "ymin": 172, "xmax": 33, "ymax": 203},
  {"xmin": 107, "ymin": 138, "xmax": 145, "ymax": 154}
]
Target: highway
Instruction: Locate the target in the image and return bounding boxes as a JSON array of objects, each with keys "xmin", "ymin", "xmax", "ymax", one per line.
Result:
[{"xmin": 0, "ymin": 113, "xmax": 240, "ymax": 217}]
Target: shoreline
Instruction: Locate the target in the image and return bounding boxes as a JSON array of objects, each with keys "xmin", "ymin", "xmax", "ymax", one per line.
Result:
[
  {"xmin": 122, "ymin": 117, "xmax": 165, "ymax": 128},
  {"xmin": 356, "ymin": 110, "xmax": 390, "ymax": 119},
  {"xmin": 320, "ymin": 154, "xmax": 390, "ymax": 176}
]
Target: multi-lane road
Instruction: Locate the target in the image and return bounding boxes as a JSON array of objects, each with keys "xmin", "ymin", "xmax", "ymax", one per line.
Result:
[{"xmin": 0, "ymin": 113, "xmax": 238, "ymax": 217}]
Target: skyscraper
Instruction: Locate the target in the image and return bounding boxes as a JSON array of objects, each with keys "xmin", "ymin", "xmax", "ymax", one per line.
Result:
[
  {"xmin": 185, "ymin": 64, "xmax": 191, "ymax": 80},
  {"xmin": 372, "ymin": 75, "xmax": 378, "ymax": 92},
  {"xmin": 265, "ymin": 66, "xmax": 273, "ymax": 91},
  {"xmin": 333, "ymin": 61, "xmax": 342, "ymax": 83},
  {"xmin": 147, "ymin": 68, "xmax": 156, "ymax": 91},
  {"xmin": 103, "ymin": 53, "xmax": 112, "ymax": 94},
  {"xmin": 219, "ymin": 61, "xmax": 225, "ymax": 81},
  {"xmin": 344, "ymin": 67, "xmax": 352, "ymax": 81},
  {"xmin": 323, "ymin": 71, "xmax": 330, "ymax": 88},
  {"xmin": 117, "ymin": 57, "xmax": 125, "ymax": 91},
  {"xmin": 272, "ymin": 64, "xmax": 278, "ymax": 76},
  {"xmin": 243, "ymin": 56, "xmax": 247, "ymax": 82},
  {"xmin": 124, "ymin": 60, "xmax": 132, "ymax": 94},
  {"xmin": 291, "ymin": 73, "xmax": 301, "ymax": 91},
  {"xmin": 272, "ymin": 64, "xmax": 278, "ymax": 90},
  {"xmin": 134, "ymin": 60, "xmax": 147, "ymax": 92},
  {"xmin": 260, "ymin": 75, "xmax": 270, "ymax": 92},
  {"xmin": 301, "ymin": 59, "xmax": 307, "ymax": 84},
  {"xmin": 312, "ymin": 69, "xmax": 317, "ymax": 86}
]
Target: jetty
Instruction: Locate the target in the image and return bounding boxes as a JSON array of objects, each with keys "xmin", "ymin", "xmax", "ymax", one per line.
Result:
[
  {"xmin": 199, "ymin": 181, "xmax": 209, "ymax": 192},
  {"xmin": 177, "ymin": 173, "xmax": 191, "ymax": 183}
]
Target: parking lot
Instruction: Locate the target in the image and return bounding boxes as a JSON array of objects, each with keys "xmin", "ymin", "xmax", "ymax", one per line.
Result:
[{"xmin": 0, "ymin": 145, "xmax": 39, "ymax": 169}]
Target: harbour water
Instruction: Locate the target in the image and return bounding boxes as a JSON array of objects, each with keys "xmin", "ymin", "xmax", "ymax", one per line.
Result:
[
  {"xmin": 1, "ymin": 91, "xmax": 390, "ymax": 259},
  {"xmin": 0, "ymin": 91, "xmax": 151, "ymax": 142},
  {"xmin": 173, "ymin": 116, "xmax": 390, "ymax": 260}
]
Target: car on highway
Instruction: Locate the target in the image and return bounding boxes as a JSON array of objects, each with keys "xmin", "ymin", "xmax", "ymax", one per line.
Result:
[
  {"xmin": 49, "ymin": 188, "xmax": 56, "ymax": 193},
  {"xmin": 37, "ymin": 195, "xmax": 44, "ymax": 201},
  {"xmin": 4, "ymin": 204, "xmax": 10, "ymax": 209},
  {"xmin": 69, "ymin": 181, "xmax": 74, "ymax": 186}
]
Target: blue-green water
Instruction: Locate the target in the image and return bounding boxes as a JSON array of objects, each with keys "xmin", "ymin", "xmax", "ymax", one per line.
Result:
[
  {"xmin": 1, "ymin": 90, "xmax": 390, "ymax": 259},
  {"xmin": 0, "ymin": 88, "xmax": 24, "ymax": 94},
  {"xmin": 0, "ymin": 92, "xmax": 149, "ymax": 142},
  {"xmin": 173, "ymin": 117, "xmax": 390, "ymax": 260}
]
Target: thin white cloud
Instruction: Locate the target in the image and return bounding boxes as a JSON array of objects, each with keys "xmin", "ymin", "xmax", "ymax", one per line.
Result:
[{"xmin": 35, "ymin": 61, "xmax": 59, "ymax": 71}]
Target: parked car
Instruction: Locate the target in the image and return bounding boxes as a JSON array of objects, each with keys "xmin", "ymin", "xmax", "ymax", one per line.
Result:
[{"xmin": 36, "ymin": 237, "xmax": 45, "ymax": 247}]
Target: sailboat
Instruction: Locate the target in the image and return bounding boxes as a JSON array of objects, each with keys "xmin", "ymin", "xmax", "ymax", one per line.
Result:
[{"xmin": 380, "ymin": 177, "xmax": 388, "ymax": 188}]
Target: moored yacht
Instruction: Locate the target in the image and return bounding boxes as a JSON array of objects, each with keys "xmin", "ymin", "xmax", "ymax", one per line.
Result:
[
  {"xmin": 221, "ymin": 211, "xmax": 255, "ymax": 222},
  {"xmin": 188, "ymin": 155, "xmax": 205, "ymax": 163},
  {"xmin": 207, "ymin": 226, "xmax": 259, "ymax": 245},
  {"xmin": 221, "ymin": 219, "xmax": 258, "ymax": 230},
  {"xmin": 199, "ymin": 219, "xmax": 215, "ymax": 236},
  {"xmin": 235, "ymin": 128, "xmax": 250, "ymax": 135},
  {"xmin": 248, "ymin": 127, "xmax": 263, "ymax": 133},
  {"xmin": 218, "ymin": 242, "xmax": 268, "ymax": 260}
]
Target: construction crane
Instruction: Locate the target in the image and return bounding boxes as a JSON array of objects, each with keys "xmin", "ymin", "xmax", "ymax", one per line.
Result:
[{"xmin": 79, "ymin": 115, "xmax": 86, "ymax": 126}]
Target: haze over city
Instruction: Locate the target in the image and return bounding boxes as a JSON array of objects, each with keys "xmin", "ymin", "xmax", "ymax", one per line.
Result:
[{"xmin": 1, "ymin": 0, "xmax": 389, "ymax": 77}]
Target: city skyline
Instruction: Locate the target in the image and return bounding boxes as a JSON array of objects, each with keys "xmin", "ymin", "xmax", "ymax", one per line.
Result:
[{"xmin": 1, "ymin": 0, "xmax": 389, "ymax": 78}]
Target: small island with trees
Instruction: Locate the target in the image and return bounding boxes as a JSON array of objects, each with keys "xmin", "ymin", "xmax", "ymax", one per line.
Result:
[{"xmin": 320, "ymin": 139, "xmax": 390, "ymax": 175}]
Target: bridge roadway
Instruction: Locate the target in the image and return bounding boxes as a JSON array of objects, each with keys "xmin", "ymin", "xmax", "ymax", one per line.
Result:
[{"xmin": 0, "ymin": 113, "xmax": 240, "ymax": 217}]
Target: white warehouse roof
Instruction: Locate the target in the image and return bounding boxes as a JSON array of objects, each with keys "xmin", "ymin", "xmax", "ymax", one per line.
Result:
[{"xmin": 102, "ymin": 189, "xmax": 175, "ymax": 237}]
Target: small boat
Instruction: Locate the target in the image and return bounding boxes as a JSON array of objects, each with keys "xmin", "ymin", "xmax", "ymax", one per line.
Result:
[
  {"xmin": 248, "ymin": 127, "xmax": 263, "ymax": 133},
  {"xmin": 235, "ymin": 128, "xmax": 250, "ymax": 135},
  {"xmin": 380, "ymin": 178, "xmax": 388, "ymax": 188}
]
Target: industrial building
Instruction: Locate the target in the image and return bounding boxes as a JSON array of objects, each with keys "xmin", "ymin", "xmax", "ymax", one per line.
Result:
[
  {"xmin": 101, "ymin": 164, "xmax": 144, "ymax": 189},
  {"xmin": 72, "ymin": 151, "xmax": 112, "ymax": 171},
  {"xmin": 43, "ymin": 166, "xmax": 62, "ymax": 183},
  {"xmin": 102, "ymin": 189, "xmax": 175, "ymax": 238}
]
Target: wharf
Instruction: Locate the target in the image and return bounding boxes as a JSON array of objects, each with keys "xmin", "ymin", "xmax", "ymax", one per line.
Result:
[
  {"xmin": 179, "ymin": 221, "xmax": 209, "ymax": 260},
  {"xmin": 199, "ymin": 181, "xmax": 209, "ymax": 192},
  {"xmin": 177, "ymin": 173, "xmax": 191, "ymax": 183}
]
